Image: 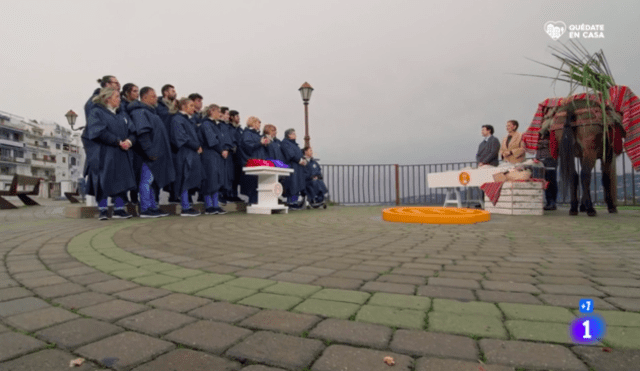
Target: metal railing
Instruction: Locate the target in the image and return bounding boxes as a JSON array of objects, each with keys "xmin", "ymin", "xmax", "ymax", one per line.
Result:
[{"xmin": 324, "ymin": 152, "xmax": 638, "ymax": 206}]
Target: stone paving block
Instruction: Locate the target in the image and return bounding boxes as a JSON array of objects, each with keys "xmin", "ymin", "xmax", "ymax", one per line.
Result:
[
  {"xmin": 79, "ymin": 299, "xmax": 147, "ymax": 322},
  {"xmin": 390, "ymin": 329, "xmax": 478, "ymax": 360},
  {"xmin": 76, "ymin": 331, "xmax": 175, "ymax": 369},
  {"xmin": 0, "ymin": 279, "xmax": 19, "ymax": 289},
  {"xmin": 132, "ymin": 349, "xmax": 242, "ymax": 371},
  {"xmin": 480, "ymin": 339, "xmax": 588, "ymax": 371},
  {"xmin": 368, "ymin": 292, "xmax": 431, "ymax": 310},
  {"xmin": 308, "ymin": 318, "xmax": 392, "ymax": 349},
  {"xmin": 538, "ymin": 284, "xmax": 606, "ymax": 297},
  {"xmin": 506, "ymin": 320, "xmax": 573, "ymax": 344},
  {"xmin": 499, "ymin": 302, "xmax": 575, "ymax": 323},
  {"xmin": 148, "ymin": 293, "xmax": 210, "ymax": 312},
  {"xmin": 490, "ymin": 267, "xmax": 538, "ymax": 275},
  {"xmin": 189, "ymin": 302, "xmax": 259, "ymax": 323},
  {"xmin": 32, "ymin": 282, "xmax": 87, "ymax": 299},
  {"xmin": 355, "ymin": 305, "xmax": 425, "ymax": 329},
  {"xmin": 310, "ymin": 344, "xmax": 412, "ymax": 371},
  {"xmin": 476, "ymin": 290, "xmax": 542, "ymax": 305},
  {"xmin": 261, "ymin": 282, "xmax": 322, "ymax": 298},
  {"xmin": 94, "ymin": 262, "xmax": 137, "ymax": 273},
  {"xmin": 359, "ymin": 281, "xmax": 416, "ymax": 295},
  {"xmin": 52, "ymin": 292, "xmax": 114, "ymax": 309},
  {"xmin": 536, "ymin": 268, "xmax": 587, "ymax": 277},
  {"xmin": 293, "ymin": 299, "xmax": 360, "ymax": 319},
  {"xmin": 116, "ymin": 308, "xmax": 196, "ymax": 336},
  {"xmin": 258, "ymin": 263, "xmax": 297, "ymax": 271},
  {"xmin": 481, "ymin": 280, "xmax": 540, "ymax": 293},
  {"xmin": 88, "ymin": 279, "xmax": 139, "ymax": 294},
  {"xmin": 436, "ymin": 271, "xmax": 484, "ymax": 281},
  {"xmin": 36, "ymin": 317, "xmax": 123, "ymax": 349},
  {"xmin": 227, "ymin": 331, "xmax": 325, "ymax": 370},
  {"xmin": 391, "ymin": 268, "xmax": 435, "ymax": 277},
  {"xmin": 196, "ymin": 284, "xmax": 257, "ymax": 303},
  {"xmin": 114, "ymin": 287, "xmax": 171, "ymax": 302},
  {"xmin": 13, "ymin": 270, "xmax": 56, "ymax": 280},
  {"xmin": 604, "ymin": 326, "xmax": 640, "ymax": 349},
  {"xmin": 0, "ymin": 297, "xmax": 50, "ymax": 317},
  {"xmin": 57, "ymin": 266, "xmax": 99, "ymax": 277},
  {"xmin": 161, "ymin": 268, "xmax": 205, "ymax": 278},
  {"xmin": 429, "ymin": 312, "xmax": 507, "ymax": 339},
  {"xmin": 416, "ymin": 285, "xmax": 476, "ymax": 301},
  {"xmin": 160, "ymin": 273, "xmax": 234, "ymax": 294},
  {"xmin": 0, "ymin": 287, "xmax": 32, "ymax": 302},
  {"xmin": 536, "ymin": 275, "xmax": 593, "ymax": 285},
  {"xmin": 19, "ymin": 275, "xmax": 68, "ymax": 288},
  {"xmin": 226, "ymin": 277, "xmax": 277, "ymax": 290},
  {"xmin": 111, "ymin": 268, "xmax": 154, "ymax": 280},
  {"xmin": 597, "ymin": 285, "xmax": 640, "ymax": 298},
  {"xmin": 0, "ymin": 323, "xmax": 8, "ymax": 333},
  {"xmin": 433, "ymin": 298, "xmax": 501, "ymax": 318},
  {"xmin": 131, "ymin": 274, "xmax": 183, "ymax": 288},
  {"xmin": 235, "ymin": 268, "xmax": 279, "ymax": 278},
  {"xmin": 428, "ymin": 277, "xmax": 480, "ymax": 289},
  {"xmin": 5, "ymin": 306, "xmax": 79, "ymax": 332},
  {"xmin": 350, "ymin": 264, "xmax": 392, "ymax": 274},
  {"xmin": 238, "ymin": 293, "xmax": 303, "ymax": 310},
  {"xmin": 331, "ymin": 270, "xmax": 379, "ymax": 280},
  {"xmin": 588, "ymin": 309, "xmax": 640, "ymax": 327},
  {"xmin": 0, "ymin": 349, "xmax": 98, "ymax": 371},
  {"xmin": 572, "ymin": 345, "xmax": 640, "ymax": 371},
  {"xmin": 415, "ymin": 357, "xmax": 515, "ymax": 371},
  {"xmin": 292, "ymin": 266, "xmax": 335, "ymax": 276},
  {"xmin": 269, "ymin": 272, "xmax": 319, "ymax": 284},
  {"xmin": 68, "ymin": 272, "xmax": 114, "ymax": 285},
  {"xmin": 142, "ymin": 262, "xmax": 181, "ymax": 273},
  {"xmin": 0, "ymin": 332, "xmax": 47, "ymax": 362},
  {"xmin": 239, "ymin": 310, "xmax": 321, "ymax": 335},
  {"xmin": 312, "ymin": 276, "xmax": 363, "ymax": 290},
  {"xmin": 241, "ymin": 366, "xmax": 286, "ymax": 371},
  {"xmin": 605, "ymin": 297, "xmax": 640, "ymax": 311},
  {"xmin": 444, "ymin": 265, "xmax": 488, "ymax": 273},
  {"xmin": 311, "ymin": 288, "xmax": 370, "ymax": 304},
  {"xmin": 375, "ymin": 274, "xmax": 426, "ymax": 285},
  {"xmin": 165, "ymin": 320, "xmax": 252, "ymax": 354},
  {"xmin": 539, "ymin": 294, "xmax": 617, "ymax": 310}
]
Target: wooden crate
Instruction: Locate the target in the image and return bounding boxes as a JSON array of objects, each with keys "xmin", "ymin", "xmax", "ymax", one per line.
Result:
[{"xmin": 484, "ymin": 181, "xmax": 544, "ymax": 215}]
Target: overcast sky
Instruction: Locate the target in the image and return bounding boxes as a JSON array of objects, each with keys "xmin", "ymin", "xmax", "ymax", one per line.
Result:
[{"xmin": 1, "ymin": 0, "xmax": 638, "ymax": 165}]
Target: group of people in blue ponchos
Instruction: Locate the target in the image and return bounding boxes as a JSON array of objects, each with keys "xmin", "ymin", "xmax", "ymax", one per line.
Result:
[{"xmin": 82, "ymin": 75, "xmax": 327, "ymax": 220}]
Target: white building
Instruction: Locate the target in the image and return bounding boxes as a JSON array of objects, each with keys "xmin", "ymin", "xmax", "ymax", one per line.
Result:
[{"xmin": 0, "ymin": 110, "xmax": 84, "ymax": 198}]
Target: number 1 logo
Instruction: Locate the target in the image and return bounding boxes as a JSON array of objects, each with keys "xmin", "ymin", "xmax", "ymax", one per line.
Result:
[{"xmin": 569, "ymin": 315, "xmax": 606, "ymax": 344}]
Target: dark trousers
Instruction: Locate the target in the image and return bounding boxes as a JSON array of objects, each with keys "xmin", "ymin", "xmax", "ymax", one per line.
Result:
[{"xmin": 543, "ymin": 158, "xmax": 558, "ymax": 206}]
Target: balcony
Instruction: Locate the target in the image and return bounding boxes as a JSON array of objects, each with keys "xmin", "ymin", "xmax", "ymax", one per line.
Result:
[
  {"xmin": 0, "ymin": 138, "xmax": 25, "ymax": 148},
  {"xmin": 0, "ymin": 156, "xmax": 30, "ymax": 165}
]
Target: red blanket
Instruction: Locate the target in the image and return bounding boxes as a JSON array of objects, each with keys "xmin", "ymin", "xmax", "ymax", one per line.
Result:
[
  {"xmin": 481, "ymin": 179, "xmax": 549, "ymax": 206},
  {"xmin": 523, "ymin": 86, "xmax": 640, "ymax": 171}
]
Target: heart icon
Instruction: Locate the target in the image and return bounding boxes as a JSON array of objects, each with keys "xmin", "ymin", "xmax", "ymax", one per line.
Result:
[{"xmin": 544, "ymin": 21, "xmax": 566, "ymax": 40}]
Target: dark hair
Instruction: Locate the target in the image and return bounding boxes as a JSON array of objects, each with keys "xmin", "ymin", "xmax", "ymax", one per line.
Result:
[
  {"xmin": 97, "ymin": 75, "xmax": 116, "ymax": 87},
  {"xmin": 121, "ymin": 83, "xmax": 137, "ymax": 98},
  {"xmin": 161, "ymin": 84, "xmax": 175, "ymax": 96},
  {"xmin": 229, "ymin": 110, "xmax": 239, "ymax": 118},
  {"xmin": 508, "ymin": 120, "xmax": 519, "ymax": 130},
  {"xmin": 220, "ymin": 106, "xmax": 229, "ymax": 114},
  {"xmin": 188, "ymin": 93, "xmax": 203, "ymax": 101},
  {"xmin": 140, "ymin": 86, "xmax": 154, "ymax": 98},
  {"xmin": 482, "ymin": 125, "xmax": 494, "ymax": 135},
  {"xmin": 302, "ymin": 146, "xmax": 312, "ymax": 154}
]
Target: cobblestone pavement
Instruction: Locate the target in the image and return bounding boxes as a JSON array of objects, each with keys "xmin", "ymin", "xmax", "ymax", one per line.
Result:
[{"xmin": 1, "ymin": 199, "xmax": 640, "ymax": 370}]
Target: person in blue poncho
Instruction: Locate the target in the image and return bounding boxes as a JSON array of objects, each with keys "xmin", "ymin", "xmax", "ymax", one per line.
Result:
[
  {"xmin": 302, "ymin": 146, "xmax": 328, "ymax": 207},
  {"xmin": 263, "ymin": 124, "xmax": 286, "ymax": 162},
  {"xmin": 188, "ymin": 93, "xmax": 204, "ymax": 126},
  {"xmin": 120, "ymin": 83, "xmax": 140, "ymax": 206},
  {"xmin": 229, "ymin": 110, "xmax": 244, "ymax": 202},
  {"xmin": 280, "ymin": 129, "xmax": 307, "ymax": 210},
  {"xmin": 82, "ymin": 87, "xmax": 136, "ymax": 220},
  {"xmin": 218, "ymin": 107, "xmax": 237, "ymax": 204},
  {"xmin": 85, "ymin": 75, "xmax": 120, "ymax": 120},
  {"xmin": 239, "ymin": 116, "xmax": 269, "ymax": 205},
  {"xmin": 127, "ymin": 87, "xmax": 175, "ymax": 218},
  {"xmin": 170, "ymin": 97, "xmax": 204, "ymax": 216},
  {"xmin": 157, "ymin": 84, "xmax": 178, "ymax": 203},
  {"xmin": 198, "ymin": 104, "xmax": 228, "ymax": 215}
]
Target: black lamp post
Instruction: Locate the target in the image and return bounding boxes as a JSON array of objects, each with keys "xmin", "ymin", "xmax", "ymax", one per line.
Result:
[
  {"xmin": 65, "ymin": 110, "xmax": 82, "ymax": 131},
  {"xmin": 298, "ymin": 82, "xmax": 313, "ymax": 148}
]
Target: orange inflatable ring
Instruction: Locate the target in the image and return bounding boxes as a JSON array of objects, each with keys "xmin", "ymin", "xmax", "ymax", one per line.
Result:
[{"xmin": 382, "ymin": 207, "xmax": 490, "ymax": 225}]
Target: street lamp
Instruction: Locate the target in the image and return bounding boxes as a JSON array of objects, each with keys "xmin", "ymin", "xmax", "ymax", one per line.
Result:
[
  {"xmin": 65, "ymin": 110, "xmax": 82, "ymax": 131},
  {"xmin": 298, "ymin": 82, "xmax": 313, "ymax": 147}
]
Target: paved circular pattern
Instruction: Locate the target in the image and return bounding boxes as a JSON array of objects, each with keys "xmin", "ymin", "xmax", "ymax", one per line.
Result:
[{"xmin": 382, "ymin": 206, "xmax": 491, "ymax": 224}]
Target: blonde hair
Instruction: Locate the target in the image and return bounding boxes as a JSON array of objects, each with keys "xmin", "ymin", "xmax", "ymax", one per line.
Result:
[
  {"xmin": 203, "ymin": 104, "xmax": 220, "ymax": 118},
  {"xmin": 91, "ymin": 87, "xmax": 119, "ymax": 107},
  {"xmin": 246, "ymin": 116, "xmax": 261, "ymax": 129},
  {"xmin": 170, "ymin": 97, "xmax": 192, "ymax": 114},
  {"xmin": 263, "ymin": 124, "xmax": 276, "ymax": 136}
]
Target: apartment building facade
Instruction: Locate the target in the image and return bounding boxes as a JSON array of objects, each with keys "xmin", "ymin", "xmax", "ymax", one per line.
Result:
[{"xmin": 0, "ymin": 110, "xmax": 84, "ymax": 198}]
